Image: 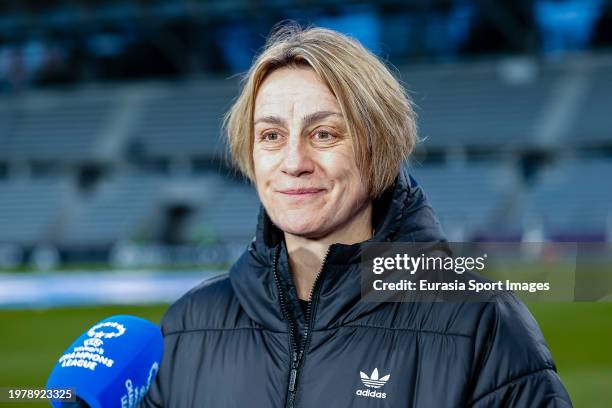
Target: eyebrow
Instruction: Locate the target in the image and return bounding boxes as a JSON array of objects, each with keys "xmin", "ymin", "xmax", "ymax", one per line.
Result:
[{"xmin": 253, "ymin": 111, "xmax": 343, "ymax": 128}]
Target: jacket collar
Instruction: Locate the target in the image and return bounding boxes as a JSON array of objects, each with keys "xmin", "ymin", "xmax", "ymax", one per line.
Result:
[{"xmin": 229, "ymin": 167, "xmax": 447, "ymax": 332}]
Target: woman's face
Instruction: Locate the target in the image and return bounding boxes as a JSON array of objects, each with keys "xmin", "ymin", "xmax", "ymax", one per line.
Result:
[{"xmin": 252, "ymin": 67, "xmax": 370, "ymax": 239}]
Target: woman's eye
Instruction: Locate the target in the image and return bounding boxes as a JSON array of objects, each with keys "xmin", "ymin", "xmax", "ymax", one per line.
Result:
[
  {"xmin": 314, "ymin": 131, "xmax": 335, "ymax": 142},
  {"xmin": 262, "ymin": 132, "xmax": 280, "ymax": 142}
]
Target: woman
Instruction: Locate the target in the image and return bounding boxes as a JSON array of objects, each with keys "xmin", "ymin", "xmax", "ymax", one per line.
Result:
[{"xmin": 142, "ymin": 25, "xmax": 571, "ymax": 407}]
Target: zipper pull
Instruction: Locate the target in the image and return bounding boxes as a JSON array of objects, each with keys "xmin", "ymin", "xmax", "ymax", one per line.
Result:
[
  {"xmin": 289, "ymin": 367, "xmax": 298, "ymax": 392},
  {"xmin": 289, "ymin": 350, "xmax": 300, "ymax": 392}
]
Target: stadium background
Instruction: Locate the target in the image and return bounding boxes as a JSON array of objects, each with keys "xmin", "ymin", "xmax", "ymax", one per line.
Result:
[{"xmin": 0, "ymin": 0, "xmax": 611, "ymax": 406}]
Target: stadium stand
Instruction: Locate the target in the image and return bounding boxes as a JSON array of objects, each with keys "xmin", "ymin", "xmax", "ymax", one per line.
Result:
[
  {"xmin": 187, "ymin": 182, "xmax": 260, "ymax": 243},
  {"xmin": 0, "ymin": 177, "xmax": 72, "ymax": 245},
  {"xmin": 567, "ymin": 62, "xmax": 612, "ymax": 145},
  {"xmin": 405, "ymin": 61, "xmax": 563, "ymax": 149},
  {"xmin": 411, "ymin": 161, "xmax": 520, "ymax": 238},
  {"xmin": 526, "ymin": 158, "xmax": 612, "ymax": 236},
  {"xmin": 0, "ymin": 55, "xmax": 611, "ymax": 262},
  {"xmin": 58, "ymin": 173, "xmax": 225, "ymax": 247},
  {"xmin": 130, "ymin": 80, "xmax": 238, "ymax": 158},
  {"xmin": 60, "ymin": 174, "xmax": 163, "ymax": 246},
  {"xmin": 0, "ymin": 91, "xmax": 113, "ymax": 161}
]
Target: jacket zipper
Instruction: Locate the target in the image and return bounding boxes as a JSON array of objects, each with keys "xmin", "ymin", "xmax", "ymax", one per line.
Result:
[{"xmin": 273, "ymin": 245, "xmax": 331, "ymax": 408}]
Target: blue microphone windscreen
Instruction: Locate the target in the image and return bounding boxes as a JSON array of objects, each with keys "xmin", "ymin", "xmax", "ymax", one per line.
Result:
[{"xmin": 46, "ymin": 315, "xmax": 163, "ymax": 408}]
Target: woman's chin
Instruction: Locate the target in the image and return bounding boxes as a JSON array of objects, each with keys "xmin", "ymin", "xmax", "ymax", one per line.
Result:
[{"xmin": 275, "ymin": 216, "xmax": 327, "ymax": 238}]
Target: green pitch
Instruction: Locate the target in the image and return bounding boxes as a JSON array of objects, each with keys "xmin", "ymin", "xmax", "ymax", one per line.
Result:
[{"xmin": 0, "ymin": 303, "xmax": 610, "ymax": 407}]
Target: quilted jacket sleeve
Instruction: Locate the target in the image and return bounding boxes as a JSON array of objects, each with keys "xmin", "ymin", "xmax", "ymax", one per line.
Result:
[{"xmin": 466, "ymin": 293, "xmax": 572, "ymax": 407}]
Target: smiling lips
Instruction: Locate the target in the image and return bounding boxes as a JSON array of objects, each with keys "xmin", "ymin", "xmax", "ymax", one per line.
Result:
[{"xmin": 278, "ymin": 188, "xmax": 325, "ymax": 196}]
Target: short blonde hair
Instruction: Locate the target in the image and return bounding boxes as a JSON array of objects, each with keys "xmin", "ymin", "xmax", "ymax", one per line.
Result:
[{"xmin": 224, "ymin": 23, "xmax": 417, "ymax": 197}]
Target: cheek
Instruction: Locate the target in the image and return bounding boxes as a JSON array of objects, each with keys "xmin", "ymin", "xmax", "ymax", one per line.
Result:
[
  {"xmin": 321, "ymin": 150, "xmax": 365, "ymax": 193},
  {"xmin": 253, "ymin": 150, "xmax": 276, "ymax": 186},
  {"xmin": 252, "ymin": 152, "xmax": 284, "ymax": 213}
]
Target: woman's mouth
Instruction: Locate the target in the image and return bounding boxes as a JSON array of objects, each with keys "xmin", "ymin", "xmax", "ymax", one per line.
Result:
[
  {"xmin": 280, "ymin": 188, "xmax": 324, "ymax": 194},
  {"xmin": 278, "ymin": 188, "xmax": 326, "ymax": 197}
]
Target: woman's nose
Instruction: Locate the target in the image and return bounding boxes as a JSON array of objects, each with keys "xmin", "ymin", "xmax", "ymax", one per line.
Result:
[{"xmin": 281, "ymin": 136, "xmax": 315, "ymax": 177}]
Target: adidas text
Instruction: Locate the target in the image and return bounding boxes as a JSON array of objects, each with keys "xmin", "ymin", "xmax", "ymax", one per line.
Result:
[{"xmin": 356, "ymin": 389, "xmax": 387, "ymax": 399}]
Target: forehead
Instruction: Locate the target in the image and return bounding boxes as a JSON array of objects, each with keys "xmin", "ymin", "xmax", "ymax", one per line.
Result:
[{"xmin": 254, "ymin": 67, "xmax": 341, "ymax": 119}]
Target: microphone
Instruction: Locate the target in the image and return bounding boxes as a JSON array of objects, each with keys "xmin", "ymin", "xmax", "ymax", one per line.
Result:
[{"xmin": 46, "ymin": 315, "xmax": 163, "ymax": 408}]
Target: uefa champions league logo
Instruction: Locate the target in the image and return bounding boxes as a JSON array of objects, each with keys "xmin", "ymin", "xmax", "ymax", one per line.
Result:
[
  {"xmin": 87, "ymin": 321, "xmax": 127, "ymax": 339},
  {"xmin": 58, "ymin": 321, "xmax": 126, "ymax": 370}
]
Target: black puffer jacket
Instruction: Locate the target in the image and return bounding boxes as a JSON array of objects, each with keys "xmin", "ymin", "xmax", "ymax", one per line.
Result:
[{"xmin": 141, "ymin": 168, "xmax": 572, "ymax": 407}]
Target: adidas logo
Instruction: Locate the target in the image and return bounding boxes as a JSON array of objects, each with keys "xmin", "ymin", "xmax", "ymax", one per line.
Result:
[
  {"xmin": 356, "ymin": 368, "xmax": 390, "ymax": 399},
  {"xmin": 360, "ymin": 368, "xmax": 390, "ymax": 388}
]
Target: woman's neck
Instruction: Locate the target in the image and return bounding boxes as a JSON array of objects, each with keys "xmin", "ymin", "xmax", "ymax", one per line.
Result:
[{"xmin": 284, "ymin": 201, "xmax": 373, "ymax": 300}]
